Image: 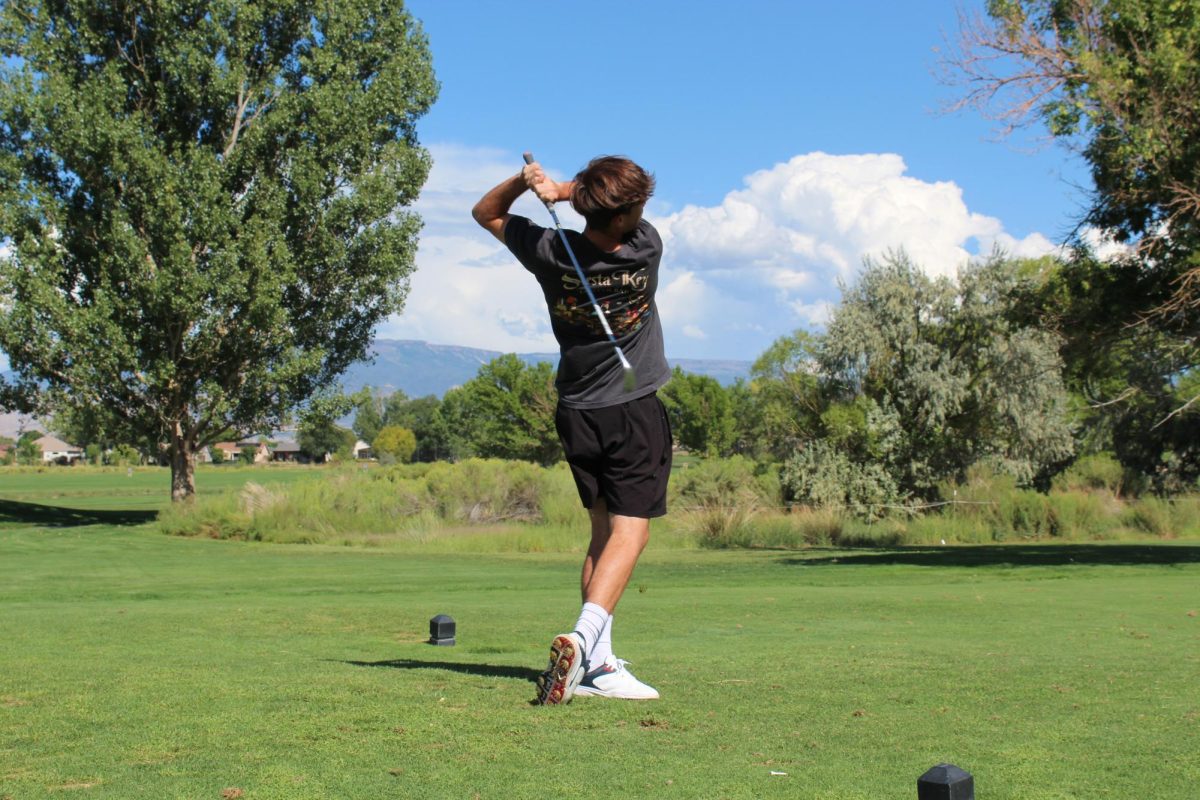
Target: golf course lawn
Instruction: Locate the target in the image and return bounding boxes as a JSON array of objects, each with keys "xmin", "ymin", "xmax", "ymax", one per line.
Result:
[{"xmin": 1, "ymin": 469, "xmax": 1198, "ymax": 799}]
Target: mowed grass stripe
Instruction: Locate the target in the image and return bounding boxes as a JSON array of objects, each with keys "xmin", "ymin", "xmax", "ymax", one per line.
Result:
[
  {"xmin": 0, "ymin": 464, "xmax": 318, "ymax": 496},
  {"xmin": 1, "ymin": 518, "xmax": 1198, "ymax": 799}
]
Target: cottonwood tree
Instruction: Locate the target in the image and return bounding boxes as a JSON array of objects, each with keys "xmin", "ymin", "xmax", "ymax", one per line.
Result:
[
  {"xmin": 747, "ymin": 331, "xmax": 824, "ymax": 461},
  {"xmin": 942, "ymin": 0, "xmax": 1200, "ymax": 396},
  {"xmin": 441, "ymin": 355, "xmax": 560, "ymax": 466},
  {"xmin": 0, "ymin": 1, "xmax": 437, "ymax": 500},
  {"xmin": 351, "ymin": 386, "xmax": 386, "ymax": 446},
  {"xmin": 1014, "ymin": 253, "xmax": 1200, "ymax": 489},
  {"xmin": 659, "ymin": 367, "xmax": 736, "ymax": 456}
]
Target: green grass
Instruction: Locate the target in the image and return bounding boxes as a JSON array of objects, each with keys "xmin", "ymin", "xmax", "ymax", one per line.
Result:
[
  {"xmin": 0, "ymin": 464, "xmax": 320, "ymax": 511},
  {"xmin": 1, "ymin": 469, "xmax": 1199, "ymax": 798}
]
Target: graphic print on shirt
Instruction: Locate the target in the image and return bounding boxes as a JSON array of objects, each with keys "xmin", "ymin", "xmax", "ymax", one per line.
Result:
[{"xmin": 551, "ymin": 267, "xmax": 652, "ymax": 337}]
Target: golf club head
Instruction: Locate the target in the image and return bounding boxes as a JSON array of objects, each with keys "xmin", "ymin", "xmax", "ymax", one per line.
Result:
[{"xmin": 618, "ymin": 349, "xmax": 637, "ymax": 392}]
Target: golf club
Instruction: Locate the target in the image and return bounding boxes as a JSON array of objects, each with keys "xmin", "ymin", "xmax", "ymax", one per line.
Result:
[{"xmin": 523, "ymin": 152, "xmax": 637, "ymax": 392}]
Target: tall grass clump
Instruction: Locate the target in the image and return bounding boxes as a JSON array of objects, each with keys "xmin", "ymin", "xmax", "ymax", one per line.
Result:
[
  {"xmin": 159, "ymin": 459, "xmax": 587, "ymax": 545},
  {"xmin": 1124, "ymin": 496, "xmax": 1200, "ymax": 538},
  {"xmin": 672, "ymin": 456, "xmax": 785, "ymax": 548},
  {"xmin": 1052, "ymin": 453, "xmax": 1127, "ymax": 495},
  {"xmin": 157, "ymin": 455, "xmax": 1200, "ymax": 551}
]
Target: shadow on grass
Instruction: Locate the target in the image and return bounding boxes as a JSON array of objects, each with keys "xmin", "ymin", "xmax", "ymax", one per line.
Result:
[
  {"xmin": 341, "ymin": 658, "xmax": 540, "ymax": 683},
  {"xmin": 0, "ymin": 498, "xmax": 157, "ymax": 528},
  {"xmin": 779, "ymin": 544, "xmax": 1200, "ymax": 568}
]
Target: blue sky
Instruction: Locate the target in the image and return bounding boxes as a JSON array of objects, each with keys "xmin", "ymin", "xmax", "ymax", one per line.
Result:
[
  {"xmin": 1, "ymin": 1, "xmax": 1097, "ymax": 373},
  {"xmin": 383, "ymin": 0, "xmax": 1096, "ymax": 362}
]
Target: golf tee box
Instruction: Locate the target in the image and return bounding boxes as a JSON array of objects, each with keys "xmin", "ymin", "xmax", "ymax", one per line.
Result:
[
  {"xmin": 917, "ymin": 764, "xmax": 974, "ymax": 800},
  {"xmin": 428, "ymin": 614, "xmax": 455, "ymax": 646}
]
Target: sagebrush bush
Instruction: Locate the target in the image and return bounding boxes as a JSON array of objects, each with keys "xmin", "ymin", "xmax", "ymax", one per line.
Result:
[
  {"xmin": 423, "ymin": 459, "xmax": 545, "ymax": 523},
  {"xmin": 672, "ymin": 455, "xmax": 778, "ymax": 511},
  {"xmin": 1045, "ymin": 491, "xmax": 1121, "ymax": 539},
  {"xmin": 672, "ymin": 456, "xmax": 781, "ymax": 547},
  {"xmin": 1124, "ymin": 497, "xmax": 1197, "ymax": 538},
  {"xmin": 780, "ymin": 440, "xmax": 900, "ymax": 519}
]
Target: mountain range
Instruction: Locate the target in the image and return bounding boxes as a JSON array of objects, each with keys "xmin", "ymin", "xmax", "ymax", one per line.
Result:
[
  {"xmin": 0, "ymin": 340, "xmax": 751, "ymax": 438},
  {"xmin": 345, "ymin": 339, "xmax": 751, "ymax": 398}
]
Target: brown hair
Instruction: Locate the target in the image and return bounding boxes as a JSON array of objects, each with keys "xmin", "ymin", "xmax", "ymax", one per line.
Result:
[{"xmin": 570, "ymin": 156, "xmax": 656, "ymax": 229}]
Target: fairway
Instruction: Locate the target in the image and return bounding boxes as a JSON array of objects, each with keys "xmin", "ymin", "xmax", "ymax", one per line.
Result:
[{"xmin": 1, "ymin": 474, "xmax": 1199, "ymax": 799}]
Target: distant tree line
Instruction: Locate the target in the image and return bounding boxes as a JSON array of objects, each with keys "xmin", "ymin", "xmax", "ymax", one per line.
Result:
[{"xmin": 291, "ymin": 245, "xmax": 1196, "ymax": 519}]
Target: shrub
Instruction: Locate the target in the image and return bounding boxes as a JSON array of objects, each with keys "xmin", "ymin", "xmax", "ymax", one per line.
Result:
[
  {"xmin": 786, "ymin": 507, "xmax": 846, "ymax": 547},
  {"xmin": 673, "ymin": 455, "xmax": 777, "ymax": 510},
  {"xmin": 781, "ymin": 440, "xmax": 901, "ymax": 519},
  {"xmin": 672, "ymin": 456, "xmax": 780, "ymax": 546},
  {"xmin": 108, "ymin": 444, "xmax": 141, "ymax": 466},
  {"xmin": 373, "ymin": 426, "xmax": 417, "ymax": 463},
  {"xmin": 1053, "ymin": 453, "xmax": 1126, "ymax": 495},
  {"xmin": 423, "ymin": 459, "xmax": 546, "ymax": 523},
  {"xmin": 1045, "ymin": 491, "xmax": 1121, "ymax": 539},
  {"xmin": 1126, "ymin": 497, "xmax": 1180, "ymax": 538}
]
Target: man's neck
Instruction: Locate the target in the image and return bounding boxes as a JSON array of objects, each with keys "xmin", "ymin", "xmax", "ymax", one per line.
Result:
[{"xmin": 583, "ymin": 226, "xmax": 622, "ymax": 253}]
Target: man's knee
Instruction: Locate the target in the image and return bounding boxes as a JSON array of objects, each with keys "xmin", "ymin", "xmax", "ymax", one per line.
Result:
[{"xmin": 611, "ymin": 514, "xmax": 651, "ymax": 550}]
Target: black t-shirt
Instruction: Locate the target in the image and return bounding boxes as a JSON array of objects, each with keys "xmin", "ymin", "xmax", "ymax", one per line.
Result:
[{"xmin": 504, "ymin": 215, "xmax": 672, "ymax": 409}]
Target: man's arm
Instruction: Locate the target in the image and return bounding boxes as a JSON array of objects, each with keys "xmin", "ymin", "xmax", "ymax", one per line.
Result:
[{"xmin": 471, "ymin": 161, "xmax": 574, "ymax": 243}]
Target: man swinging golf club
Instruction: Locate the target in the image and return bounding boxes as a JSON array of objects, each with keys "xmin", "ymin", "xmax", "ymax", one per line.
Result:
[{"xmin": 473, "ymin": 153, "xmax": 672, "ymax": 704}]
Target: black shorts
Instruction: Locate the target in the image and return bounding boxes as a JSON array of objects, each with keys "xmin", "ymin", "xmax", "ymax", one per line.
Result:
[{"xmin": 555, "ymin": 393, "xmax": 673, "ymax": 518}]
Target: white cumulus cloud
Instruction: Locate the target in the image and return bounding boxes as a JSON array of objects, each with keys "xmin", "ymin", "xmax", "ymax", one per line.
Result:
[
  {"xmin": 378, "ymin": 144, "xmax": 567, "ymax": 354},
  {"xmin": 380, "ymin": 147, "xmax": 1061, "ymax": 361},
  {"xmin": 649, "ymin": 152, "xmax": 1058, "ymax": 357}
]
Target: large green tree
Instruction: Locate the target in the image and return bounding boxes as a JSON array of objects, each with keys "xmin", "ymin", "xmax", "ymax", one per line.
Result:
[
  {"xmin": 0, "ymin": 1, "xmax": 437, "ymax": 500},
  {"xmin": 659, "ymin": 366, "xmax": 736, "ymax": 456},
  {"xmin": 441, "ymin": 354, "xmax": 560, "ymax": 466},
  {"xmin": 1013, "ymin": 253, "xmax": 1200, "ymax": 489},
  {"xmin": 944, "ymin": 0, "xmax": 1200, "ymax": 383},
  {"xmin": 746, "ymin": 331, "xmax": 823, "ymax": 461},
  {"xmin": 383, "ymin": 391, "xmax": 454, "ymax": 462}
]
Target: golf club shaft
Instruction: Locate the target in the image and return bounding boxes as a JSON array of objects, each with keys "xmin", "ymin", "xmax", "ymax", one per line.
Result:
[{"xmin": 523, "ymin": 153, "xmax": 635, "ymax": 385}]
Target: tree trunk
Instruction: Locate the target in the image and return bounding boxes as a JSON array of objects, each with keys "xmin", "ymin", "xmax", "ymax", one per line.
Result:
[{"xmin": 170, "ymin": 426, "xmax": 196, "ymax": 503}]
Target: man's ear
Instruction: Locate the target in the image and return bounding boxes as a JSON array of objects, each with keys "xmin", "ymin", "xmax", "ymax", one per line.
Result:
[{"xmin": 607, "ymin": 212, "xmax": 629, "ymax": 236}]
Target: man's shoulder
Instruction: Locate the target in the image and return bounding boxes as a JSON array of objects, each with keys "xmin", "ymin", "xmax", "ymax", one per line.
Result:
[
  {"xmin": 634, "ymin": 219, "xmax": 663, "ymax": 254},
  {"xmin": 504, "ymin": 213, "xmax": 539, "ymax": 238},
  {"xmin": 504, "ymin": 214, "xmax": 552, "ymax": 252}
]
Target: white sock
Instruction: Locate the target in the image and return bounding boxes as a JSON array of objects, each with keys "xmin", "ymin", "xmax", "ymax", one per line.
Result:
[
  {"xmin": 589, "ymin": 613, "xmax": 614, "ymax": 666},
  {"xmin": 572, "ymin": 602, "xmax": 609, "ymax": 657}
]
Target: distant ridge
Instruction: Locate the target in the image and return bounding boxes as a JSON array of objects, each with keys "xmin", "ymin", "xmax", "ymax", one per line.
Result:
[
  {"xmin": 0, "ymin": 341, "xmax": 752, "ymax": 436},
  {"xmin": 342, "ymin": 339, "xmax": 752, "ymax": 398}
]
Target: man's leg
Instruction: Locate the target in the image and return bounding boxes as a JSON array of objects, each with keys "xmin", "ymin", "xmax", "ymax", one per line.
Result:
[
  {"xmin": 538, "ymin": 396, "xmax": 667, "ymax": 704},
  {"xmin": 570, "ymin": 500, "xmax": 659, "ymax": 700},
  {"xmin": 581, "ymin": 511, "xmax": 650, "ymax": 612},
  {"xmin": 573, "ymin": 499, "xmax": 646, "ymax": 661},
  {"xmin": 580, "ymin": 499, "xmax": 612, "ymax": 601}
]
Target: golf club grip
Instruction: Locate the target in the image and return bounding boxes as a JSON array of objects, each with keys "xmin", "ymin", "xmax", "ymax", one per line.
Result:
[{"xmin": 522, "ymin": 151, "xmax": 555, "ymax": 211}]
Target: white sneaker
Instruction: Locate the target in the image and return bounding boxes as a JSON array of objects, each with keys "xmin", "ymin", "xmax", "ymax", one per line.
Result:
[{"xmin": 573, "ymin": 655, "xmax": 660, "ymax": 700}]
